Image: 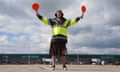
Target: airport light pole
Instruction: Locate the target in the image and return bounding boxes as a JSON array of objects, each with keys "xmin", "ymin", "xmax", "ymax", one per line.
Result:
[
  {"xmin": 28, "ymin": 54, "xmax": 30, "ymax": 64},
  {"xmin": 77, "ymin": 54, "xmax": 79, "ymax": 63}
]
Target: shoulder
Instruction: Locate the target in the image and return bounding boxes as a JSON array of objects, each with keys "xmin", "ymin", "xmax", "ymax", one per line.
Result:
[
  {"xmin": 62, "ymin": 17, "xmax": 66, "ymax": 20},
  {"xmin": 49, "ymin": 18, "xmax": 56, "ymax": 22}
]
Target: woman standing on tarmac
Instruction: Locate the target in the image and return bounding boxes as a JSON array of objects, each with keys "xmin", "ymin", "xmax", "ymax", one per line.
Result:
[{"xmin": 36, "ymin": 10, "xmax": 83, "ymax": 71}]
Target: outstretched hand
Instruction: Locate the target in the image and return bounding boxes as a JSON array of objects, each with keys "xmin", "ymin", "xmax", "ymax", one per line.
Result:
[
  {"xmin": 76, "ymin": 13, "xmax": 84, "ymax": 21},
  {"xmin": 35, "ymin": 10, "xmax": 39, "ymax": 16},
  {"xmin": 80, "ymin": 14, "xmax": 84, "ymax": 19}
]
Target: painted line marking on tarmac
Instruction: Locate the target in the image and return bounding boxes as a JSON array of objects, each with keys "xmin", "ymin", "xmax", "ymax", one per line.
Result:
[{"xmin": 40, "ymin": 65, "xmax": 51, "ymax": 71}]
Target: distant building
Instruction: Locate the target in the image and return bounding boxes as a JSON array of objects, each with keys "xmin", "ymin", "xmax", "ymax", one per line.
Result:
[{"xmin": 0, "ymin": 54, "xmax": 120, "ymax": 65}]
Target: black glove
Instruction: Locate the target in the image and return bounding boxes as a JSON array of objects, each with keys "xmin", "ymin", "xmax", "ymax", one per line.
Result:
[
  {"xmin": 76, "ymin": 14, "xmax": 84, "ymax": 21},
  {"xmin": 80, "ymin": 14, "xmax": 84, "ymax": 19}
]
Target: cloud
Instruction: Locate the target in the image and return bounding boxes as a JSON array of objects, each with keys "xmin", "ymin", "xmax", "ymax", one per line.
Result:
[
  {"xmin": 36, "ymin": 0, "xmax": 76, "ymax": 17},
  {"xmin": 68, "ymin": 47, "xmax": 120, "ymax": 54},
  {"xmin": 0, "ymin": 0, "xmax": 29, "ymax": 19},
  {"xmin": 0, "ymin": 0, "xmax": 120, "ymax": 54}
]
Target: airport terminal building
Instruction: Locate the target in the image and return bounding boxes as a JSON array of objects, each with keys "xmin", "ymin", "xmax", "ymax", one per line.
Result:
[{"xmin": 0, "ymin": 54, "xmax": 120, "ymax": 65}]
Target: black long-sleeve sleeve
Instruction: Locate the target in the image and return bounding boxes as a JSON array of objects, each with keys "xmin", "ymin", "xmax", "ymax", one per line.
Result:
[
  {"xmin": 76, "ymin": 17, "xmax": 81, "ymax": 22},
  {"xmin": 36, "ymin": 13, "xmax": 43, "ymax": 20},
  {"xmin": 76, "ymin": 14, "xmax": 84, "ymax": 22}
]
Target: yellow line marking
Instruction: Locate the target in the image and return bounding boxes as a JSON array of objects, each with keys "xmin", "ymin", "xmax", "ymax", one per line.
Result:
[{"xmin": 40, "ymin": 65, "xmax": 51, "ymax": 71}]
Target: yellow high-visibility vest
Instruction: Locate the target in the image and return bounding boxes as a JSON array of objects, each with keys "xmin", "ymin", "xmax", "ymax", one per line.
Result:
[{"xmin": 41, "ymin": 17, "xmax": 77, "ymax": 37}]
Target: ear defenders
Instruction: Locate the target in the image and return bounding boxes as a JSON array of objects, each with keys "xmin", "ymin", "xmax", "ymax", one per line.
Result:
[{"xmin": 55, "ymin": 10, "xmax": 64, "ymax": 17}]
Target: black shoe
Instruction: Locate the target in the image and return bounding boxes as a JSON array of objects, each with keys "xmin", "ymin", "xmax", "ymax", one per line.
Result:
[
  {"xmin": 51, "ymin": 65, "xmax": 55, "ymax": 71},
  {"xmin": 63, "ymin": 65, "xmax": 67, "ymax": 71}
]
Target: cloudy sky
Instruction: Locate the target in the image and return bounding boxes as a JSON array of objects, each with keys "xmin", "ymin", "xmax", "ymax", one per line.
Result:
[{"xmin": 0, "ymin": 0, "xmax": 120, "ymax": 54}]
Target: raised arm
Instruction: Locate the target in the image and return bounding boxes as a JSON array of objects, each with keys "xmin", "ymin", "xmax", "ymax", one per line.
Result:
[
  {"xmin": 69, "ymin": 14, "xmax": 84, "ymax": 26},
  {"xmin": 36, "ymin": 11, "xmax": 49, "ymax": 25}
]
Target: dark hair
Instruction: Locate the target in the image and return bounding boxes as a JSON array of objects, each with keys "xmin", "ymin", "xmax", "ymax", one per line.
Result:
[{"xmin": 55, "ymin": 10, "xmax": 64, "ymax": 17}]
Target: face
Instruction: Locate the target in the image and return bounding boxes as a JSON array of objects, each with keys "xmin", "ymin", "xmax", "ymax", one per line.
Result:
[{"xmin": 56, "ymin": 11, "xmax": 63, "ymax": 18}]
